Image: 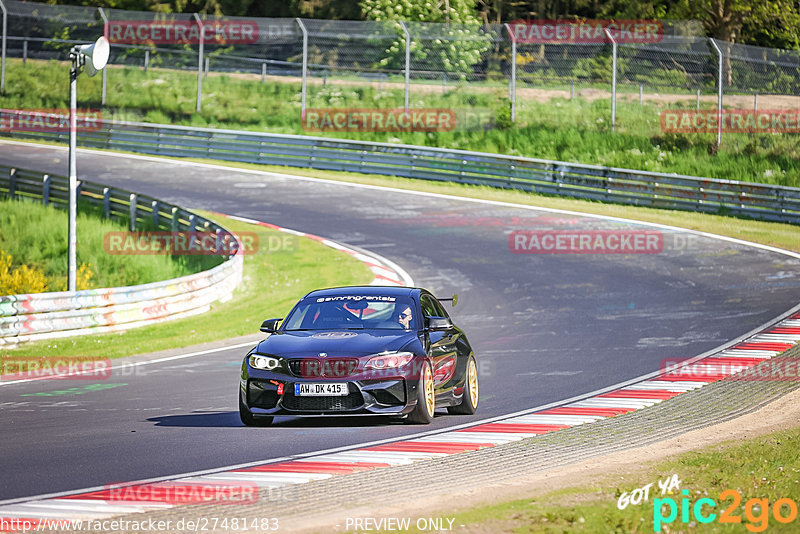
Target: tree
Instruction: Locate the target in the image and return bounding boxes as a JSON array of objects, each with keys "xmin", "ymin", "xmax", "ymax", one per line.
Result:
[
  {"xmin": 671, "ymin": 0, "xmax": 800, "ymax": 47},
  {"xmin": 360, "ymin": 0, "xmax": 492, "ymax": 73},
  {"xmin": 670, "ymin": 0, "xmax": 800, "ymax": 84}
]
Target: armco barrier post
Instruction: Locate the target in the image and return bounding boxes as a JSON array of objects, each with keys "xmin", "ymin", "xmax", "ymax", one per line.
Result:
[
  {"xmin": 604, "ymin": 28, "xmax": 617, "ymax": 130},
  {"xmin": 129, "ymin": 193, "xmax": 137, "ymax": 231},
  {"xmin": 296, "ymin": 18, "xmax": 308, "ymax": 118},
  {"xmin": 103, "ymin": 187, "xmax": 110, "ymax": 217},
  {"xmin": 504, "ymin": 23, "xmax": 516, "ymax": 123},
  {"xmin": 400, "ymin": 21, "xmax": 410, "ymax": 111},
  {"xmin": 42, "ymin": 174, "xmax": 50, "ymax": 205},
  {"xmin": 194, "ymin": 13, "xmax": 203, "ymax": 113}
]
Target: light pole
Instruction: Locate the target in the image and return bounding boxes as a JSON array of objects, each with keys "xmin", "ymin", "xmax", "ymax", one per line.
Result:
[{"xmin": 68, "ymin": 36, "xmax": 109, "ymax": 292}]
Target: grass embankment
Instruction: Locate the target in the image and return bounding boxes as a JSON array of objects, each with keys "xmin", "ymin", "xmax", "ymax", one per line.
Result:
[
  {"xmin": 406, "ymin": 424, "xmax": 800, "ymax": 533},
  {"xmin": 7, "ymin": 210, "xmax": 374, "ymax": 358},
  {"xmin": 4, "ymin": 58, "xmax": 800, "ymax": 186},
  {"xmin": 0, "ymin": 198, "xmax": 216, "ymax": 293}
]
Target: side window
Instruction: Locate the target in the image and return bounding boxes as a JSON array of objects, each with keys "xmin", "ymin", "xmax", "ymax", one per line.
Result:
[
  {"xmin": 432, "ymin": 298, "xmax": 450, "ymax": 318},
  {"xmin": 420, "ymin": 295, "xmax": 438, "ymax": 318}
]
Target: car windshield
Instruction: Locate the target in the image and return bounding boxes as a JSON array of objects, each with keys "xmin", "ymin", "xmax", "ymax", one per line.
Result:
[{"xmin": 283, "ymin": 295, "xmax": 416, "ymax": 331}]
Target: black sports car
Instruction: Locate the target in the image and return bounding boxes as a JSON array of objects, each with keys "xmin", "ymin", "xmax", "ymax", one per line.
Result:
[{"xmin": 239, "ymin": 286, "xmax": 478, "ymax": 425}]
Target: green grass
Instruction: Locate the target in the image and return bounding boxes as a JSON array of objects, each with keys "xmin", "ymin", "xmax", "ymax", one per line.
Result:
[
  {"xmin": 7, "ymin": 210, "xmax": 374, "ymax": 358},
  {"xmin": 0, "ymin": 197, "xmax": 216, "ymax": 290},
  {"xmin": 384, "ymin": 424, "xmax": 800, "ymax": 533},
  {"xmin": 4, "ymin": 58, "xmax": 800, "ymax": 187}
]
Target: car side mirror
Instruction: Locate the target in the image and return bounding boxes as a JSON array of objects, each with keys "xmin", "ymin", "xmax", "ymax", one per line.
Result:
[
  {"xmin": 260, "ymin": 318, "xmax": 283, "ymax": 333},
  {"xmin": 426, "ymin": 316, "xmax": 453, "ymax": 331}
]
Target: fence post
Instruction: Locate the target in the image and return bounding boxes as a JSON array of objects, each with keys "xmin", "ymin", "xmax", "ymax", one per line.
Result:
[
  {"xmin": 204, "ymin": 56, "xmax": 209, "ymax": 79},
  {"xmin": 42, "ymin": 174, "xmax": 50, "ymax": 205},
  {"xmin": 709, "ymin": 38, "xmax": 724, "ymax": 148},
  {"xmin": 8, "ymin": 168, "xmax": 15, "ymax": 198},
  {"xmin": 639, "ymin": 84, "xmax": 643, "ymax": 105},
  {"xmin": 504, "ymin": 23, "xmax": 517, "ymax": 123},
  {"xmin": 754, "ymin": 93, "xmax": 758, "ymax": 111},
  {"xmin": 400, "ymin": 21, "xmax": 410, "ymax": 111},
  {"xmin": 194, "ymin": 13, "xmax": 204, "ymax": 113},
  {"xmin": 144, "ymin": 50, "xmax": 149, "ymax": 71},
  {"xmin": 261, "ymin": 62, "xmax": 266, "ymax": 84},
  {"xmin": 151, "ymin": 200, "xmax": 159, "ymax": 227},
  {"xmin": 103, "ymin": 187, "xmax": 110, "ymax": 218},
  {"xmin": 22, "ymin": 39, "xmax": 26, "ymax": 64},
  {"xmin": 171, "ymin": 206, "xmax": 179, "ymax": 232},
  {"xmin": 0, "ymin": 0, "xmax": 7, "ymax": 93},
  {"xmin": 129, "ymin": 193, "xmax": 137, "ymax": 231},
  {"xmin": 296, "ymin": 18, "xmax": 308, "ymax": 119},
  {"xmin": 696, "ymin": 88, "xmax": 700, "ymax": 110},
  {"xmin": 97, "ymin": 7, "xmax": 108, "ymax": 105},
  {"xmin": 604, "ymin": 28, "xmax": 617, "ymax": 130}
]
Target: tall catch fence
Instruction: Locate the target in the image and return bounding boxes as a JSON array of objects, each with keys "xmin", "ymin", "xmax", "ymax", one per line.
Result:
[{"xmin": 2, "ymin": 1, "xmax": 800, "ymax": 150}]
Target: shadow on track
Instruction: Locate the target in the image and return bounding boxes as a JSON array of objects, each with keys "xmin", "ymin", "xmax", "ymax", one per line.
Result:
[{"xmin": 147, "ymin": 412, "xmax": 406, "ymax": 428}]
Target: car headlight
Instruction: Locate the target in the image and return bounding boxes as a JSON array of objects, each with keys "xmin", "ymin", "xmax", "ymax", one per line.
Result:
[
  {"xmin": 249, "ymin": 354, "xmax": 281, "ymax": 370},
  {"xmin": 365, "ymin": 351, "xmax": 414, "ymax": 370}
]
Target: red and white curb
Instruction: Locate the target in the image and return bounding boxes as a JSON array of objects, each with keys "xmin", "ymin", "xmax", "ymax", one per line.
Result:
[
  {"xmin": 2, "ymin": 311, "xmax": 798, "ymax": 530},
  {"xmin": 216, "ymin": 213, "xmax": 413, "ymax": 288}
]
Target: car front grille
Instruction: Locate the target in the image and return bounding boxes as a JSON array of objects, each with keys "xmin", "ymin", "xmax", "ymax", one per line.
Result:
[
  {"xmin": 288, "ymin": 358, "xmax": 360, "ymax": 378},
  {"xmin": 282, "ymin": 386, "xmax": 364, "ymax": 412}
]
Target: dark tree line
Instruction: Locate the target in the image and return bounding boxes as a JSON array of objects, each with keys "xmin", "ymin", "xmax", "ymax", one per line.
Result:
[{"xmin": 47, "ymin": 0, "xmax": 800, "ymax": 50}]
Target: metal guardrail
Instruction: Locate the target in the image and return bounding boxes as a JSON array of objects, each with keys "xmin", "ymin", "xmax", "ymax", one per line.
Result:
[
  {"xmin": 2, "ymin": 110, "xmax": 799, "ymax": 225},
  {"xmin": 0, "ymin": 161, "xmax": 243, "ymax": 345}
]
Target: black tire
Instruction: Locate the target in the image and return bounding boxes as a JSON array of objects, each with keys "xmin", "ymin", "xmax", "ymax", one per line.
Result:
[
  {"xmin": 239, "ymin": 393, "xmax": 273, "ymax": 426},
  {"xmin": 448, "ymin": 356, "xmax": 479, "ymax": 415},
  {"xmin": 406, "ymin": 363, "xmax": 435, "ymax": 424}
]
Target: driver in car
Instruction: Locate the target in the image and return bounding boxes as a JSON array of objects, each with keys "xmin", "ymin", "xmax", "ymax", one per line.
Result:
[{"xmin": 397, "ymin": 305, "xmax": 413, "ymax": 330}]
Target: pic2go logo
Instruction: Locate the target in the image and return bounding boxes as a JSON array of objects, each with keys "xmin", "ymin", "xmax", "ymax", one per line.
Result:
[{"xmin": 654, "ymin": 489, "xmax": 799, "ymax": 532}]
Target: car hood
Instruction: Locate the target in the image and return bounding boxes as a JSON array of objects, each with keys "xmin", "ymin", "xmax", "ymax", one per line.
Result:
[{"xmin": 255, "ymin": 330, "xmax": 419, "ymax": 357}]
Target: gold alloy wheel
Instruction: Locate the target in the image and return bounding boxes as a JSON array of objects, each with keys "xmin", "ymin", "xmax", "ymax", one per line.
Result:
[
  {"xmin": 424, "ymin": 364, "xmax": 435, "ymax": 416},
  {"xmin": 467, "ymin": 358, "xmax": 479, "ymax": 408}
]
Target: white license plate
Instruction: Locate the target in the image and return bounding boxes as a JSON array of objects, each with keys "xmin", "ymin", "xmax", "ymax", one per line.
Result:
[{"xmin": 294, "ymin": 382, "xmax": 349, "ymax": 396}]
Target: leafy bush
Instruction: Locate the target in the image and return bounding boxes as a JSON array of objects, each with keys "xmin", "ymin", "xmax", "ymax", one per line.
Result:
[{"xmin": 0, "ymin": 251, "xmax": 49, "ymax": 295}]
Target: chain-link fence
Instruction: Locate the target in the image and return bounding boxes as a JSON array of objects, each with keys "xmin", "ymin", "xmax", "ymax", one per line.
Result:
[{"xmin": 3, "ymin": 0, "xmax": 800, "ymax": 149}]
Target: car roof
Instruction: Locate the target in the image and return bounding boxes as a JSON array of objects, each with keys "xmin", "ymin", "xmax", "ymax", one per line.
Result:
[{"xmin": 302, "ymin": 286, "xmax": 420, "ymax": 300}]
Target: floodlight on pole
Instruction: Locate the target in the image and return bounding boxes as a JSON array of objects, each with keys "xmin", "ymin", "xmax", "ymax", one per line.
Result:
[{"xmin": 68, "ymin": 36, "xmax": 109, "ymax": 292}]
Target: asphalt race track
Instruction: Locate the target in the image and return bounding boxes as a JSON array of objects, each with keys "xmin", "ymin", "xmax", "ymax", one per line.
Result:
[{"xmin": 1, "ymin": 142, "xmax": 799, "ymax": 501}]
